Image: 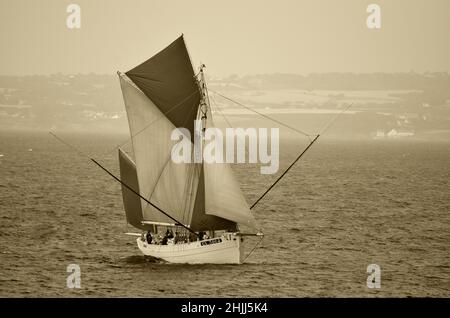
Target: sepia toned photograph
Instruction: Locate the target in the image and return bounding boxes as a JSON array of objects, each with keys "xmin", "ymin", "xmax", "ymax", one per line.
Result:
[{"xmin": 0, "ymin": 0, "xmax": 449, "ymax": 307}]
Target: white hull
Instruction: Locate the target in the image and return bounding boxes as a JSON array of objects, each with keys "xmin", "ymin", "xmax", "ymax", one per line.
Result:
[{"xmin": 137, "ymin": 233, "xmax": 244, "ymax": 264}]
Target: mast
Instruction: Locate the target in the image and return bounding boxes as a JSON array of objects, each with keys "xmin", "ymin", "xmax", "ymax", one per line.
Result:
[
  {"xmin": 188, "ymin": 64, "xmax": 243, "ymax": 231},
  {"xmin": 198, "ymin": 64, "xmax": 209, "ymax": 132},
  {"xmin": 196, "ymin": 65, "xmax": 258, "ymax": 230}
]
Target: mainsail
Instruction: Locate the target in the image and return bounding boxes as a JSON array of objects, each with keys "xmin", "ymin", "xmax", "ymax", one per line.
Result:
[{"xmin": 118, "ymin": 35, "xmax": 256, "ymax": 232}]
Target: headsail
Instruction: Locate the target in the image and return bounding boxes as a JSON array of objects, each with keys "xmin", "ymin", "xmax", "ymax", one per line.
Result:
[
  {"xmin": 203, "ymin": 163, "xmax": 257, "ymax": 229},
  {"xmin": 201, "ymin": 100, "xmax": 257, "ymax": 229},
  {"xmin": 189, "ymin": 165, "xmax": 238, "ymax": 231}
]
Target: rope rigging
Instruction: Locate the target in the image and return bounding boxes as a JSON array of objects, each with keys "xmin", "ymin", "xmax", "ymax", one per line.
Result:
[
  {"xmin": 106, "ymin": 74, "xmax": 201, "ymax": 156},
  {"xmin": 48, "ymin": 132, "xmax": 200, "ymax": 238},
  {"xmin": 208, "ymin": 89, "xmax": 352, "ymax": 210},
  {"xmin": 209, "ymin": 89, "xmax": 313, "ymax": 139},
  {"xmin": 242, "ymin": 234, "xmax": 264, "ymax": 263}
]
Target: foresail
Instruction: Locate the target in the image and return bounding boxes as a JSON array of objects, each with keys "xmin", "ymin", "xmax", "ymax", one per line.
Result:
[
  {"xmin": 118, "ymin": 148, "xmax": 152, "ymax": 231},
  {"xmin": 201, "ymin": 96, "xmax": 257, "ymax": 230},
  {"xmin": 203, "ymin": 162, "xmax": 257, "ymax": 229},
  {"xmin": 119, "ymin": 74, "xmax": 198, "ymax": 225},
  {"xmin": 189, "ymin": 165, "xmax": 237, "ymax": 232}
]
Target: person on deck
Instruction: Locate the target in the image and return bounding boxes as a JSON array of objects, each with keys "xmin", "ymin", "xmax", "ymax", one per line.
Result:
[
  {"xmin": 161, "ymin": 234, "xmax": 168, "ymax": 245},
  {"xmin": 165, "ymin": 229, "xmax": 174, "ymax": 239},
  {"xmin": 146, "ymin": 231, "xmax": 152, "ymax": 244}
]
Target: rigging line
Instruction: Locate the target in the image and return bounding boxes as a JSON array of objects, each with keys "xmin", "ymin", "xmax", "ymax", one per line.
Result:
[
  {"xmin": 182, "ymin": 33, "xmax": 200, "ymax": 82},
  {"xmin": 319, "ymin": 103, "xmax": 353, "ymax": 135},
  {"xmin": 242, "ymin": 234, "xmax": 264, "ymax": 263},
  {"xmin": 250, "ymin": 134, "xmax": 321, "ymax": 210},
  {"xmin": 194, "ymin": 69, "xmax": 203, "ymax": 79},
  {"xmin": 210, "ymin": 95, "xmax": 233, "ymax": 128},
  {"xmin": 49, "ymin": 132, "xmax": 89, "ymax": 158},
  {"xmin": 209, "ymin": 89, "xmax": 312, "ymax": 139},
  {"xmin": 91, "ymin": 158, "xmax": 199, "ymax": 237},
  {"xmin": 210, "ymin": 95, "xmax": 251, "ymax": 159},
  {"xmin": 248, "ymin": 103, "xmax": 353, "ymax": 210},
  {"xmin": 49, "ymin": 132, "xmax": 200, "ymax": 238},
  {"xmin": 105, "ymin": 88, "xmax": 200, "ymax": 156}
]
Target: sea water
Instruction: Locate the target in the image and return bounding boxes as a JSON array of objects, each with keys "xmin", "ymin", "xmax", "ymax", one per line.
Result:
[{"xmin": 0, "ymin": 131, "xmax": 449, "ymax": 297}]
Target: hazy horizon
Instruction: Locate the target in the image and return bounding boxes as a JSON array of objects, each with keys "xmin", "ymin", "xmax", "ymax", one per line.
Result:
[
  {"xmin": 1, "ymin": 1, "xmax": 449, "ymax": 139},
  {"xmin": 1, "ymin": 72, "xmax": 449, "ymax": 140}
]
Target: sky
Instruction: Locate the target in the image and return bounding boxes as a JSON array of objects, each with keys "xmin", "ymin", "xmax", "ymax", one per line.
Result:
[{"xmin": 0, "ymin": 0, "xmax": 449, "ymax": 76}]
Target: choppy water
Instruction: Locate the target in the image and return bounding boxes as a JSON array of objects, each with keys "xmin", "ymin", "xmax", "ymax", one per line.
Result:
[{"xmin": 0, "ymin": 131, "xmax": 449, "ymax": 297}]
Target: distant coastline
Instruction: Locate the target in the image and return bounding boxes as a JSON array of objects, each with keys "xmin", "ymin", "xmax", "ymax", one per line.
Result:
[{"xmin": 1, "ymin": 72, "xmax": 449, "ymax": 140}]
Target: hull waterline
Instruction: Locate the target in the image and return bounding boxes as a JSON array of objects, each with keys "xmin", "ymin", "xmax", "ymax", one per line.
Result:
[{"xmin": 136, "ymin": 233, "xmax": 244, "ymax": 264}]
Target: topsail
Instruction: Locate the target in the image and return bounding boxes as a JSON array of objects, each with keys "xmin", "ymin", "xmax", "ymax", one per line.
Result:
[{"xmin": 118, "ymin": 35, "xmax": 256, "ymax": 232}]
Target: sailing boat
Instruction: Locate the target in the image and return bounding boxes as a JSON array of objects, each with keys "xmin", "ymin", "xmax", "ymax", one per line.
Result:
[{"xmin": 117, "ymin": 35, "xmax": 261, "ymax": 264}]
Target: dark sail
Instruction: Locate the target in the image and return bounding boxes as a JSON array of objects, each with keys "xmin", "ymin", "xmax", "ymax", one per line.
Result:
[
  {"xmin": 126, "ymin": 35, "xmax": 201, "ymax": 141},
  {"xmin": 118, "ymin": 149, "xmax": 152, "ymax": 231}
]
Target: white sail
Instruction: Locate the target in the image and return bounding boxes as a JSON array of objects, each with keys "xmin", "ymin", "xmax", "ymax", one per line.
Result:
[
  {"xmin": 119, "ymin": 74, "xmax": 198, "ymax": 225},
  {"xmin": 202, "ymin": 93, "xmax": 257, "ymax": 229},
  {"xmin": 203, "ymin": 162, "xmax": 257, "ymax": 229}
]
